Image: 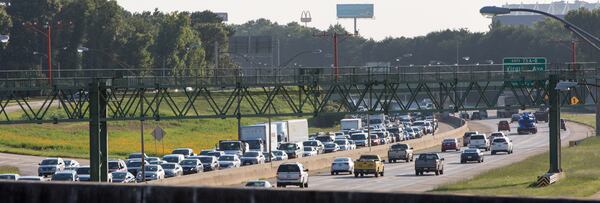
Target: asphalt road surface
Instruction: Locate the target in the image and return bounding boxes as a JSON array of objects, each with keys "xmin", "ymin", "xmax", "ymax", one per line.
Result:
[{"xmin": 261, "ymin": 118, "xmax": 591, "ymax": 192}]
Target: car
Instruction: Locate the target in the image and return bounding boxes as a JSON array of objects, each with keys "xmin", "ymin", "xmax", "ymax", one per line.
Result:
[
  {"xmin": 302, "ymin": 146, "xmax": 318, "ymax": 157},
  {"xmin": 111, "ymin": 171, "xmax": 136, "ymax": 183},
  {"xmin": 76, "ymin": 166, "xmax": 91, "ymax": 181},
  {"xmin": 192, "ymin": 156, "xmax": 219, "ymax": 171},
  {"xmin": 350, "ymin": 133, "xmax": 369, "ymax": 147},
  {"xmin": 302, "ymin": 140, "xmax": 324, "ymax": 154},
  {"xmin": 461, "ymin": 148, "xmax": 484, "ymax": 163},
  {"xmin": 51, "ymin": 171, "xmax": 78, "ymax": 181},
  {"xmin": 404, "ymin": 128, "xmax": 417, "ymax": 139},
  {"xmin": 462, "ymin": 131, "xmax": 479, "ymax": 147},
  {"xmin": 561, "ymin": 119, "xmax": 567, "ymax": 131},
  {"xmin": 498, "ymin": 120, "xmax": 511, "ymax": 131},
  {"xmin": 353, "ymin": 154, "xmax": 385, "ymax": 178},
  {"xmin": 468, "ymin": 134, "xmax": 490, "ymax": 151},
  {"xmin": 334, "ymin": 139, "xmax": 352, "ymax": 151},
  {"xmin": 412, "ymin": 121, "xmax": 433, "ymax": 134},
  {"xmin": 347, "ymin": 140, "xmax": 357, "ymax": 150},
  {"xmin": 277, "ymin": 142, "xmax": 303, "ymax": 158},
  {"xmin": 330, "ymin": 157, "xmax": 354, "ymax": 175},
  {"xmin": 179, "ymin": 159, "xmax": 203, "ymax": 174},
  {"xmin": 459, "ymin": 111, "xmax": 470, "ymax": 119},
  {"xmin": 136, "ymin": 165, "xmax": 165, "ymax": 181},
  {"xmin": 127, "ymin": 153, "xmax": 148, "ymax": 160},
  {"xmin": 262, "ymin": 152, "xmax": 276, "ymax": 163},
  {"xmin": 271, "ymin": 150, "xmax": 289, "ymax": 161},
  {"xmin": 38, "ymin": 158, "xmax": 65, "ymax": 177},
  {"xmin": 198, "ymin": 150, "xmax": 215, "ymax": 156},
  {"xmin": 489, "ymin": 132, "xmax": 507, "ymax": 141},
  {"xmin": 323, "ymin": 143, "xmax": 340, "ymax": 153},
  {"xmin": 108, "ymin": 159, "xmax": 128, "ymax": 173},
  {"xmin": 241, "ymin": 151, "xmax": 266, "ymax": 165},
  {"xmin": 534, "ymin": 109, "xmax": 549, "ymax": 123},
  {"xmin": 491, "ymin": 137, "xmax": 514, "ymax": 155},
  {"xmin": 387, "ymin": 127, "xmax": 403, "ymax": 141},
  {"xmin": 218, "ymin": 154, "xmax": 241, "ymax": 169},
  {"xmin": 511, "ymin": 114, "xmax": 521, "ymax": 122},
  {"xmin": 161, "ymin": 163, "xmax": 183, "ymax": 178},
  {"xmin": 276, "ymin": 162, "xmax": 309, "ymax": 188},
  {"xmin": 441, "ymin": 138, "xmax": 460, "ymax": 152},
  {"xmin": 411, "ymin": 127, "xmax": 424, "ymax": 138},
  {"xmin": 125, "ymin": 159, "xmax": 148, "ymax": 176},
  {"xmin": 0, "ymin": 174, "xmax": 19, "ymax": 180},
  {"xmin": 162, "ymin": 154, "xmax": 186, "ymax": 164},
  {"xmin": 63, "ymin": 159, "xmax": 80, "ymax": 168},
  {"xmin": 334, "ymin": 132, "xmax": 350, "ymax": 140},
  {"xmin": 206, "ymin": 151, "xmax": 225, "ymax": 158},
  {"xmin": 146, "ymin": 157, "xmax": 164, "ymax": 165},
  {"xmin": 388, "ymin": 143, "xmax": 413, "ymax": 163},
  {"xmin": 315, "ymin": 135, "xmax": 335, "ymax": 144},
  {"xmin": 415, "ymin": 153, "xmax": 444, "ymax": 176},
  {"xmin": 17, "ymin": 176, "xmax": 45, "ymax": 181},
  {"xmin": 369, "ymin": 134, "xmax": 381, "ymax": 146},
  {"xmin": 171, "ymin": 148, "xmax": 195, "ymax": 158},
  {"xmin": 245, "ymin": 180, "xmax": 273, "ymax": 188}
]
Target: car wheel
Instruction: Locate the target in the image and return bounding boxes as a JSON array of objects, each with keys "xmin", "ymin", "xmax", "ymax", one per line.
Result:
[
  {"xmin": 300, "ymin": 183, "xmax": 305, "ymax": 188},
  {"xmin": 415, "ymin": 170, "xmax": 419, "ymax": 176},
  {"xmin": 440, "ymin": 169, "xmax": 444, "ymax": 175},
  {"xmin": 435, "ymin": 170, "xmax": 439, "ymax": 176},
  {"xmin": 375, "ymin": 172, "xmax": 379, "ymax": 177},
  {"xmin": 331, "ymin": 171, "xmax": 334, "ymax": 175},
  {"xmin": 360, "ymin": 173, "xmax": 364, "ymax": 177},
  {"xmin": 354, "ymin": 173, "xmax": 359, "ymax": 178},
  {"xmin": 491, "ymin": 151, "xmax": 496, "ymax": 155},
  {"xmin": 461, "ymin": 160, "xmax": 465, "ymax": 164},
  {"xmin": 442, "ymin": 149, "xmax": 445, "ymax": 152},
  {"xmin": 381, "ymin": 171, "xmax": 384, "ymax": 177}
]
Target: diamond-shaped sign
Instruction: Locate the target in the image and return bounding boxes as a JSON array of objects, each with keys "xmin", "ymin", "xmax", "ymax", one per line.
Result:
[
  {"xmin": 152, "ymin": 126, "xmax": 166, "ymax": 141},
  {"xmin": 570, "ymin": 96, "xmax": 580, "ymax": 105}
]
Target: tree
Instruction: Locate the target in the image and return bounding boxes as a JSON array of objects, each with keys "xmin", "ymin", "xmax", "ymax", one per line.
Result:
[{"xmin": 155, "ymin": 12, "xmax": 205, "ymax": 76}]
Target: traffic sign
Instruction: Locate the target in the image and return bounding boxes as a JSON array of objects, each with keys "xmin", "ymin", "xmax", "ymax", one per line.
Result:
[
  {"xmin": 152, "ymin": 126, "xmax": 166, "ymax": 141},
  {"xmin": 503, "ymin": 57, "xmax": 547, "ymax": 87},
  {"xmin": 570, "ymin": 96, "xmax": 580, "ymax": 105}
]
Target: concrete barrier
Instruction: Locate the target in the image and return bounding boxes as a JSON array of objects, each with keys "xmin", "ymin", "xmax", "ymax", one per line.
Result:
[
  {"xmin": 0, "ymin": 181, "xmax": 596, "ymax": 203},
  {"xmin": 152, "ymin": 116, "xmax": 469, "ymax": 186}
]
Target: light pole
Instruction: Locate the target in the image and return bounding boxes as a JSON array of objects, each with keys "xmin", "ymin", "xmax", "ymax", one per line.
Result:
[
  {"xmin": 481, "ymin": 5, "xmax": 600, "ymax": 177},
  {"xmin": 33, "ymin": 51, "xmax": 47, "ymax": 73},
  {"xmin": 280, "ymin": 49, "xmax": 322, "ymax": 68}
]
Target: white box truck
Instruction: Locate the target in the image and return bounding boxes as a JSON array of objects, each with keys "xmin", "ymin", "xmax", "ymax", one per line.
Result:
[
  {"xmin": 273, "ymin": 121, "xmax": 288, "ymax": 143},
  {"xmin": 341, "ymin": 119, "xmax": 362, "ymax": 132},
  {"xmin": 240, "ymin": 124, "xmax": 278, "ymax": 153},
  {"xmin": 286, "ymin": 119, "xmax": 309, "ymax": 143}
]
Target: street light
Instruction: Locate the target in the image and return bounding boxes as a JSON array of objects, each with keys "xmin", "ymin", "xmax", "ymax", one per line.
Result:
[
  {"xmin": 0, "ymin": 34, "xmax": 9, "ymax": 43},
  {"xmin": 281, "ymin": 49, "xmax": 322, "ymax": 68}
]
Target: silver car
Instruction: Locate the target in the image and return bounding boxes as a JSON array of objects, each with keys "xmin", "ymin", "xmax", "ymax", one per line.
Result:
[
  {"xmin": 38, "ymin": 158, "xmax": 65, "ymax": 177},
  {"xmin": 241, "ymin": 151, "xmax": 265, "ymax": 165},
  {"xmin": 330, "ymin": 157, "xmax": 354, "ymax": 175},
  {"xmin": 111, "ymin": 171, "xmax": 136, "ymax": 183},
  {"xmin": 17, "ymin": 176, "xmax": 45, "ymax": 181},
  {"xmin": 51, "ymin": 171, "xmax": 78, "ymax": 181},
  {"xmin": 218, "ymin": 155, "xmax": 241, "ymax": 168},
  {"xmin": 76, "ymin": 166, "xmax": 91, "ymax": 181},
  {"xmin": 161, "ymin": 163, "xmax": 183, "ymax": 177},
  {"xmin": 0, "ymin": 174, "xmax": 19, "ymax": 180}
]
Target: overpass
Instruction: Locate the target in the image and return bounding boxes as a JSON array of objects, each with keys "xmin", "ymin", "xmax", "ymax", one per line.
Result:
[{"xmin": 0, "ymin": 64, "xmax": 597, "ymax": 181}]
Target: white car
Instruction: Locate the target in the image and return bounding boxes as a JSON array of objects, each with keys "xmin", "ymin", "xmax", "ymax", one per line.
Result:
[
  {"xmin": 276, "ymin": 162, "xmax": 309, "ymax": 188},
  {"xmin": 161, "ymin": 163, "xmax": 183, "ymax": 178},
  {"xmin": 330, "ymin": 157, "xmax": 354, "ymax": 175},
  {"xmin": 171, "ymin": 148, "xmax": 195, "ymax": 157},
  {"xmin": 271, "ymin": 150, "xmax": 288, "ymax": 161},
  {"xmin": 245, "ymin": 180, "xmax": 273, "ymax": 188},
  {"xmin": 323, "ymin": 143, "xmax": 340, "ymax": 153},
  {"xmin": 17, "ymin": 176, "xmax": 45, "ymax": 181},
  {"xmin": 302, "ymin": 146, "xmax": 318, "ymax": 157},
  {"xmin": 136, "ymin": 165, "xmax": 165, "ymax": 181},
  {"xmin": 241, "ymin": 151, "xmax": 266, "ymax": 165},
  {"xmin": 491, "ymin": 137, "xmax": 514, "ymax": 155},
  {"xmin": 468, "ymin": 134, "xmax": 490, "ymax": 151},
  {"xmin": 162, "ymin": 154, "xmax": 185, "ymax": 164},
  {"xmin": 0, "ymin": 174, "xmax": 19, "ymax": 180},
  {"xmin": 108, "ymin": 159, "xmax": 128, "ymax": 173},
  {"xmin": 334, "ymin": 139, "xmax": 353, "ymax": 151},
  {"xmin": 63, "ymin": 159, "xmax": 80, "ymax": 168},
  {"xmin": 412, "ymin": 121, "xmax": 433, "ymax": 134},
  {"xmin": 218, "ymin": 154, "xmax": 241, "ymax": 168}
]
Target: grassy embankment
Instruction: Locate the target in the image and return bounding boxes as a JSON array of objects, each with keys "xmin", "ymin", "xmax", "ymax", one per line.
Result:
[{"xmin": 0, "ymin": 166, "xmax": 19, "ymax": 174}]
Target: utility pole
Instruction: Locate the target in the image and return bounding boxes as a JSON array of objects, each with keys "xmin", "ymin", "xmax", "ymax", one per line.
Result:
[
  {"xmin": 23, "ymin": 21, "xmax": 72, "ymax": 85},
  {"xmin": 313, "ymin": 31, "xmax": 353, "ymax": 80}
]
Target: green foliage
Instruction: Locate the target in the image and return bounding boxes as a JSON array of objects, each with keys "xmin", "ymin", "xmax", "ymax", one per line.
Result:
[{"xmin": 0, "ymin": 165, "xmax": 19, "ymax": 174}]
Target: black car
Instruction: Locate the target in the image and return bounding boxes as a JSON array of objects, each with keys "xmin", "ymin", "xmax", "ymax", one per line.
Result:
[
  {"xmin": 461, "ymin": 148, "xmax": 484, "ymax": 163},
  {"xmin": 471, "ymin": 112, "xmax": 481, "ymax": 120}
]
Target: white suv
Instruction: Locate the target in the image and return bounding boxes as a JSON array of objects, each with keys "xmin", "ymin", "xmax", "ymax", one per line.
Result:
[
  {"xmin": 276, "ymin": 162, "xmax": 309, "ymax": 188},
  {"xmin": 491, "ymin": 137, "xmax": 513, "ymax": 155},
  {"xmin": 468, "ymin": 134, "xmax": 490, "ymax": 151}
]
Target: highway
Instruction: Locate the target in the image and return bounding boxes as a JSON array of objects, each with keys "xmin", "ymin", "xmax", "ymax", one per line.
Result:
[{"xmin": 260, "ymin": 118, "xmax": 592, "ymax": 192}]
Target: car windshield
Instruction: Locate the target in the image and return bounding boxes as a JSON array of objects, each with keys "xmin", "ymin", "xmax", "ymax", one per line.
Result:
[
  {"xmin": 334, "ymin": 158, "xmax": 350, "ymax": 162},
  {"xmin": 303, "ymin": 141, "xmax": 317, "ymax": 147},
  {"xmin": 418, "ymin": 154, "xmax": 439, "ymax": 160},
  {"xmin": 370, "ymin": 134, "xmax": 378, "ymax": 139},
  {"xmin": 245, "ymin": 181, "xmax": 266, "ymax": 187},
  {"xmin": 273, "ymin": 151, "xmax": 285, "ymax": 156},
  {"xmin": 277, "ymin": 164, "xmax": 300, "ymax": 172},
  {"xmin": 351, "ymin": 134, "xmax": 367, "ymax": 140},
  {"xmin": 334, "ymin": 140, "xmax": 346, "ymax": 145},
  {"xmin": 41, "ymin": 159, "xmax": 58, "ymax": 165},
  {"xmin": 207, "ymin": 152, "xmax": 222, "ymax": 157},
  {"xmin": 163, "ymin": 156, "xmax": 180, "ymax": 163},
  {"xmin": 199, "ymin": 151, "xmax": 212, "ymax": 156},
  {"xmin": 127, "ymin": 161, "xmax": 143, "ymax": 168},
  {"xmin": 172, "ymin": 150, "xmax": 189, "ymax": 155},
  {"xmin": 145, "ymin": 165, "xmax": 159, "ymax": 171},
  {"xmin": 219, "ymin": 156, "xmax": 235, "ymax": 161},
  {"xmin": 64, "ymin": 160, "xmax": 73, "ymax": 165},
  {"xmin": 325, "ymin": 143, "xmax": 336, "ymax": 148},
  {"xmin": 493, "ymin": 138, "xmax": 508, "ymax": 143},
  {"xmin": 112, "ymin": 173, "xmax": 127, "ymax": 179},
  {"xmin": 315, "ymin": 136, "xmax": 332, "ymax": 143},
  {"xmin": 491, "ymin": 133, "xmax": 503, "ymax": 137},
  {"xmin": 243, "ymin": 152, "xmax": 259, "ymax": 157},
  {"xmin": 359, "ymin": 155, "xmax": 379, "ymax": 161},
  {"xmin": 52, "ymin": 173, "xmax": 73, "ymax": 180},
  {"xmin": 464, "ymin": 149, "xmax": 479, "ymax": 154},
  {"xmin": 180, "ymin": 160, "xmax": 198, "ymax": 165},
  {"xmin": 391, "ymin": 144, "xmax": 408, "ymax": 150},
  {"xmin": 303, "ymin": 147, "xmax": 314, "ymax": 151},
  {"xmin": 146, "ymin": 157, "xmax": 159, "ymax": 162},
  {"xmin": 108, "ymin": 162, "xmax": 119, "ymax": 169},
  {"xmin": 161, "ymin": 164, "xmax": 176, "ymax": 169},
  {"xmin": 443, "ymin": 139, "xmax": 455, "ymax": 143},
  {"xmin": 219, "ymin": 142, "xmax": 240, "ymax": 150},
  {"xmin": 279, "ymin": 143, "xmax": 297, "ymax": 150},
  {"xmin": 388, "ymin": 128, "xmax": 399, "ymax": 133},
  {"xmin": 405, "ymin": 128, "xmax": 414, "ymax": 132},
  {"xmin": 0, "ymin": 175, "xmax": 15, "ymax": 180},
  {"xmin": 199, "ymin": 157, "xmax": 213, "ymax": 163},
  {"xmin": 412, "ymin": 122, "xmax": 425, "ymax": 126},
  {"xmin": 471, "ymin": 135, "xmax": 485, "ymax": 140},
  {"xmin": 128, "ymin": 154, "xmax": 143, "ymax": 159},
  {"xmin": 76, "ymin": 167, "xmax": 90, "ymax": 175},
  {"xmin": 464, "ymin": 132, "xmax": 477, "ymax": 137}
]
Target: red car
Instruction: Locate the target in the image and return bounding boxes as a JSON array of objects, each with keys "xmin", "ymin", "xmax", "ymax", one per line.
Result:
[
  {"xmin": 370, "ymin": 134, "xmax": 381, "ymax": 146},
  {"xmin": 498, "ymin": 120, "xmax": 511, "ymax": 132},
  {"xmin": 441, "ymin": 138, "xmax": 460, "ymax": 152}
]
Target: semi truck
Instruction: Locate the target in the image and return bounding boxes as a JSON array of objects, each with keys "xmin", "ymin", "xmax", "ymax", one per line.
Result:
[
  {"xmin": 271, "ymin": 119, "xmax": 308, "ymax": 144},
  {"xmin": 240, "ymin": 124, "xmax": 278, "ymax": 153},
  {"xmin": 517, "ymin": 112, "xmax": 538, "ymax": 134},
  {"xmin": 340, "ymin": 118, "xmax": 362, "ymax": 132},
  {"xmin": 497, "ymin": 94, "xmax": 519, "ymax": 118},
  {"xmin": 217, "ymin": 140, "xmax": 248, "ymax": 156}
]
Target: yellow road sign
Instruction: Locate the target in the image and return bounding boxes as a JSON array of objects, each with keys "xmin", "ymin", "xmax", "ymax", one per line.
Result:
[{"xmin": 570, "ymin": 96, "xmax": 580, "ymax": 105}]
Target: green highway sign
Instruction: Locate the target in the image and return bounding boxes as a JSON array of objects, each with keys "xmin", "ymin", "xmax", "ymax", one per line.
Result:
[{"xmin": 503, "ymin": 57, "xmax": 547, "ymax": 87}]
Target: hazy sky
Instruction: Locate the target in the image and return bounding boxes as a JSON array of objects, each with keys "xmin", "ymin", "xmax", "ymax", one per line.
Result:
[{"xmin": 116, "ymin": 0, "xmax": 570, "ymax": 40}]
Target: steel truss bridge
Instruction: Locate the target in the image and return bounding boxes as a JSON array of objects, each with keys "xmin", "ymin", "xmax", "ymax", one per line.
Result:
[{"xmin": 0, "ymin": 64, "xmax": 597, "ymax": 181}]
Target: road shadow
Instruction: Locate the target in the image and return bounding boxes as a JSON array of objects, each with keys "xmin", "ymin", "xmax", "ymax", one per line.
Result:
[
  {"xmin": 448, "ymin": 162, "xmax": 483, "ymax": 165},
  {"xmin": 333, "ymin": 175, "xmax": 377, "ymax": 179},
  {"xmin": 395, "ymin": 173, "xmax": 438, "ymax": 177}
]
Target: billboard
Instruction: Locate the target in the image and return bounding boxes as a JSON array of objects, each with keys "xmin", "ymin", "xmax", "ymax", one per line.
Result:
[
  {"xmin": 336, "ymin": 4, "xmax": 374, "ymax": 18},
  {"xmin": 215, "ymin": 12, "xmax": 228, "ymax": 21}
]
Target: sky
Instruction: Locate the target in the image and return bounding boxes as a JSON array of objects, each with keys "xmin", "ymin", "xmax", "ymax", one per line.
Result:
[{"xmin": 115, "ymin": 0, "xmax": 578, "ymax": 40}]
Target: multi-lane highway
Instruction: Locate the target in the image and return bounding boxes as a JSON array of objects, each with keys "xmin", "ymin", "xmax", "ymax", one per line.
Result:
[{"xmin": 260, "ymin": 118, "xmax": 591, "ymax": 192}]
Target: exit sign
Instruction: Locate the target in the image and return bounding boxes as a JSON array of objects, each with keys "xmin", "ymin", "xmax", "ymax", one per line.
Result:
[{"xmin": 503, "ymin": 57, "xmax": 547, "ymax": 87}]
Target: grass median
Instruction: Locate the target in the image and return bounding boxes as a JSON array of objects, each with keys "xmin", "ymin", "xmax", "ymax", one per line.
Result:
[
  {"xmin": 433, "ymin": 134, "xmax": 600, "ymax": 198},
  {"xmin": 0, "ymin": 166, "xmax": 19, "ymax": 174}
]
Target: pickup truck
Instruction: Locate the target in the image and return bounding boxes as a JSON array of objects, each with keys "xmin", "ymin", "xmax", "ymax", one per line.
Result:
[
  {"xmin": 353, "ymin": 154, "xmax": 385, "ymax": 178},
  {"xmin": 388, "ymin": 143, "xmax": 413, "ymax": 163},
  {"xmin": 415, "ymin": 153, "xmax": 444, "ymax": 176}
]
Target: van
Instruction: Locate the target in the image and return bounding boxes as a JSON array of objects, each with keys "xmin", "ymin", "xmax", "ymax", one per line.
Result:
[
  {"xmin": 276, "ymin": 162, "xmax": 309, "ymax": 188},
  {"xmin": 277, "ymin": 142, "xmax": 303, "ymax": 158}
]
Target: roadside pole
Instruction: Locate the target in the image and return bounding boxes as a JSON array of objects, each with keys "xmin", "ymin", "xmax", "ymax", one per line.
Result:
[
  {"xmin": 140, "ymin": 88, "xmax": 146, "ymax": 183},
  {"xmin": 548, "ymin": 74, "xmax": 562, "ymax": 173}
]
